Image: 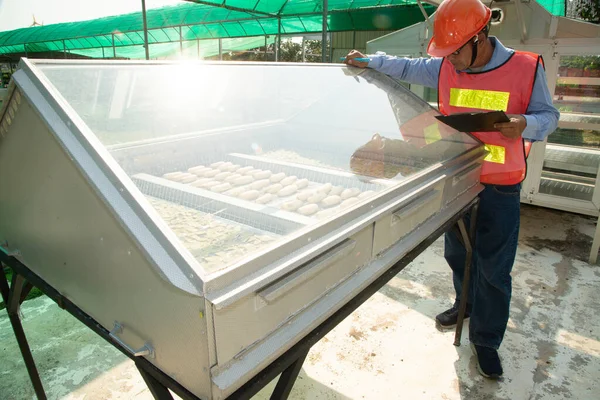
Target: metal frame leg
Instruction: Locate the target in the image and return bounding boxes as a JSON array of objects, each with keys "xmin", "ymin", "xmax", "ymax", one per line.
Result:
[
  {"xmin": 270, "ymin": 350, "xmax": 309, "ymax": 400},
  {"xmin": 0, "ymin": 267, "xmax": 47, "ymax": 399},
  {"xmin": 589, "ymin": 212, "xmax": 600, "ymax": 264},
  {"xmin": 137, "ymin": 363, "xmax": 174, "ymax": 400},
  {"xmin": 454, "ymin": 202, "xmax": 478, "ymax": 346}
]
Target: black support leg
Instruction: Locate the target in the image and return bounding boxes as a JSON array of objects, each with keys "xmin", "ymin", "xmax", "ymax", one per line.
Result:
[
  {"xmin": 270, "ymin": 350, "xmax": 309, "ymax": 400},
  {"xmin": 137, "ymin": 364, "xmax": 175, "ymax": 400},
  {"xmin": 1, "ymin": 269, "xmax": 47, "ymax": 399}
]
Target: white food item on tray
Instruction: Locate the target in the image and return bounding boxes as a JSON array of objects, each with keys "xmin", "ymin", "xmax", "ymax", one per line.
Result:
[
  {"xmin": 278, "ymin": 184, "xmax": 298, "ymax": 197},
  {"xmin": 210, "ymin": 161, "xmax": 225, "ymax": 168},
  {"xmin": 233, "ymin": 175, "xmax": 254, "ymax": 186},
  {"xmin": 296, "ymin": 178, "xmax": 309, "ymax": 189},
  {"xmin": 250, "ymin": 179, "xmax": 270, "ymax": 190},
  {"xmin": 280, "ymin": 175, "xmax": 297, "ymax": 186},
  {"xmin": 147, "ymin": 197, "xmax": 276, "ymax": 274},
  {"xmin": 179, "ymin": 175, "xmax": 199, "ymax": 184},
  {"xmin": 281, "ymin": 199, "xmax": 303, "ymax": 211},
  {"xmin": 265, "ymin": 183, "xmax": 283, "ymax": 194},
  {"xmin": 307, "ymin": 192, "xmax": 326, "ymax": 204},
  {"xmin": 211, "ymin": 182, "xmax": 232, "ymax": 193},
  {"xmin": 191, "ymin": 178, "xmax": 214, "ymax": 188},
  {"xmin": 224, "ymin": 164, "xmax": 241, "ymax": 172},
  {"xmin": 224, "ymin": 186, "xmax": 247, "ymax": 196},
  {"xmin": 224, "ymin": 173, "xmax": 242, "ymax": 183},
  {"xmin": 171, "ymin": 173, "xmax": 195, "ymax": 183},
  {"xmin": 187, "ymin": 165, "xmax": 206, "ymax": 174},
  {"xmin": 269, "ymin": 172, "xmax": 286, "ymax": 183},
  {"xmin": 163, "ymin": 171, "xmax": 183, "ymax": 179},
  {"xmin": 192, "ymin": 168, "xmax": 213, "ymax": 177},
  {"xmin": 253, "ymin": 170, "xmax": 272, "ymax": 180},
  {"xmin": 256, "ymin": 193, "xmax": 274, "ymax": 204},
  {"xmin": 321, "ymin": 195, "xmax": 341, "ymax": 207},
  {"xmin": 296, "ymin": 190, "xmax": 313, "ymax": 201},
  {"xmin": 203, "ymin": 181, "xmax": 221, "ymax": 189},
  {"xmin": 239, "ymin": 190, "xmax": 260, "ymax": 201},
  {"xmin": 237, "ymin": 166, "xmax": 254, "ymax": 174},
  {"xmin": 215, "ymin": 171, "xmax": 233, "ymax": 181},
  {"xmin": 298, "ymin": 203, "xmax": 319, "ymax": 216},
  {"xmin": 218, "ymin": 162, "xmax": 234, "ymax": 171},
  {"xmin": 341, "ymin": 188, "xmax": 361, "ymax": 200},
  {"xmin": 329, "ymin": 185, "xmax": 344, "ymax": 196},
  {"xmin": 340, "ymin": 197, "xmax": 360, "ymax": 209},
  {"xmin": 317, "ymin": 183, "xmax": 332, "ymax": 194},
  {"xmin": 358, "ymin": 190, "xmax": 376, "ymax": 199},
  {"xmin": 203, "ymin": 169, "xmax": 220, "ymax": 178}
]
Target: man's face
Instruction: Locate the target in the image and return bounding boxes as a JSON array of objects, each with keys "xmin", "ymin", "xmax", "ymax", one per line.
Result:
[{"xmin": 446, "ymin": 37, "xmax": 476, "ymax": 71}]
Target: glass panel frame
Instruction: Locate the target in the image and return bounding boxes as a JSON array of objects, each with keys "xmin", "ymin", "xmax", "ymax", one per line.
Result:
[{"xmin": 26, "ymin": 59, "xmax": 482, "ymax": 282}]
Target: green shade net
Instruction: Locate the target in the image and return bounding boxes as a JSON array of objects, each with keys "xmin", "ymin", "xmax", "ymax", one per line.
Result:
[
  {"xmin": 70, "ymin": 35, "xmax": 276, "ymax": 59},
  {"xmin": 537, "ymin": 0, "xmax": 566, "ymax": 16},
  {"xmin": 0, "ymin": 1, "xmax": 435, "ymax": 58}
]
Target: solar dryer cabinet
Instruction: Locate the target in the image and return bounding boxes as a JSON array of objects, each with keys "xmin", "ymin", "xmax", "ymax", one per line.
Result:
[{"xmin": 0, "ymin": 59, "xmax": 485, "ymax": 399}]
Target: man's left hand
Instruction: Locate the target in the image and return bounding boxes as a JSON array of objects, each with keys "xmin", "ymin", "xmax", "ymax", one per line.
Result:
[{"xmin": 494, "ymin": 114, "xmax": 527, "ymax": 139}]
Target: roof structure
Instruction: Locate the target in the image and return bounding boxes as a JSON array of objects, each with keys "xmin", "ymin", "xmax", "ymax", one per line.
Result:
[{"xmin": 0, "ymin": 0, "xmax": 436, "ymax": 59}]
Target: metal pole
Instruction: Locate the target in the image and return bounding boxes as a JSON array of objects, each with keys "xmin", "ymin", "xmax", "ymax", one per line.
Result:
[
  {"xmin": 197, "ymin": 39, "xmax": 201, "ymax": 59},
  {"xmin": 112, "ymin": 33, "xmax": 116, "ymax": 58},
  {"xmin": 179, "ymin": 26, "xmax": 183, "ymax": 55},
  {"xmin": 141, "ymin": 0, "xmax": 150, "ymax": 60},
  {"xmin": 218, "ymin": 38, "xmax": 223, "ymax": 60},
  {"xmin": 276, "ymin": 18, "xmax": 281, "ymax": 62},
  {"xmin": 302, "ymin": 37, "xmax": 306, "ymax": 62},
  {"xmin": 416, "ymin": 0, "xmax": 433, "ymax": 31},
  {"xmin": 322, "ymin": 0, "xmax": 328, "ymax": 63},
  {"xmin": 264, "ymin": 36, "xmax": 268, "ymax": 61},
  {"xmin": 63, "ymin": 40, "xmax": 67, "ymax": 59}
]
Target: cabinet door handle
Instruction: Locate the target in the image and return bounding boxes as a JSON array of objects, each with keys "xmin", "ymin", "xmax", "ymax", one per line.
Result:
[
  {"xmin": 258, "ymin": 239, "xmax": 357, "ymax": 303},
  {"xmin": 392, "ymin": 189, "xmax": 439, "ymax": 221},
  {"xmin": 109, "ymin": 322, "xmax": 155, "ymax": 358}
]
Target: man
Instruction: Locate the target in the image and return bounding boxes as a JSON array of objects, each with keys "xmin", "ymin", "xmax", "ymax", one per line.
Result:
[{"xmin": 345, "ymin": 0, "xmax": 559, "ymax": 379}]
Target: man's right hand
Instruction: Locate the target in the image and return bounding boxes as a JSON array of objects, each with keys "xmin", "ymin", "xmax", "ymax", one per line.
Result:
[{"xmin": 344, "ymin": 50, "xmax": 369, "ymax": 68}]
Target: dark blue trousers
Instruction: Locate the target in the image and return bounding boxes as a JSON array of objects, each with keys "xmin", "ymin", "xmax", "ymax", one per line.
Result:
[{"xmin": 444, "ymin": 183, "xmax": 521, "ymax": 349}]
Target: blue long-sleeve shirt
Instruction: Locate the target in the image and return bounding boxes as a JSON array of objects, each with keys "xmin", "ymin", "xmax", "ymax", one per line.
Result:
[{"xmin": 367, "ymin": 37, "xmax": 559, "ymax": 141}]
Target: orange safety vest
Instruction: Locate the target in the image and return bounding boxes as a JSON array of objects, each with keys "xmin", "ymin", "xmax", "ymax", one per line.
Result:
[{"xmin": 438, "ymin": 50, "xmax": 542, "ymax": 185}]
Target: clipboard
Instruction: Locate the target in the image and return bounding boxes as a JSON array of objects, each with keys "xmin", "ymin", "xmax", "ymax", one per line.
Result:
[{"xmin": 435, "ymin": 111, "xmax": 510, "ymax": 132}]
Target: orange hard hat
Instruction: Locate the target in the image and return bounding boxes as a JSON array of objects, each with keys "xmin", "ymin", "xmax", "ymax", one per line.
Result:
[{"xmin": 427, "ymin": 0, "xmax": 491, "ymax": 57}]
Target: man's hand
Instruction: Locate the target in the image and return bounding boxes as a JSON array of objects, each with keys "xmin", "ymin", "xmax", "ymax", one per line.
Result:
[
  {"xmin": 344, "ymin": 50, "xmax": 369, "ymax": 68},
  {"xmin": 494, "ymin": 114, "xmax": 527, "ymax": 139}
]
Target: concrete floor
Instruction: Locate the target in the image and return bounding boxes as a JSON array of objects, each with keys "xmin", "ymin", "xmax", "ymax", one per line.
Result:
[{"xmin": 1, "ymin": 204, "xmax": 600, "ymax": 400}]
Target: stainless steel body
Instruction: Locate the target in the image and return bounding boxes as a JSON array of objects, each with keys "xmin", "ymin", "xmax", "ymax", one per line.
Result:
[{"xmin": 0, "ymin": 59, "xmax": 485, "ymax": 399}]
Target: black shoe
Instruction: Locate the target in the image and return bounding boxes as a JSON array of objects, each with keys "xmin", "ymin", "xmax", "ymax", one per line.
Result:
[
  {"xmin": 435, "ymin": 304, "xmax": 470, "ymax": 330},
  {"xmin": 471, "ymin": 343, "xmax": 503, "ymax": 379}
]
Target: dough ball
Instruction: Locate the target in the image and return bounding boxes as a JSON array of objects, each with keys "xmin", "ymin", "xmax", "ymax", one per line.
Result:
[
  {"xmin": 269, "ymin": 172, "xmax": 286, "ymax": 183},
  {"xmin": 211, "ymin": 182, "xmax": 232, "ymax": 193},
  {"xmin": 277, "ymin": 184, "xmax": 298, "ymax": 197},
  {"xmin": 341, "ymin": 188, "xmax": 361, "ymax": 200},
  {"xmin": 265, "ymin": 183, "xmax": 283, "ymax": 194},
  {"xmin": 239, "ymin": 190, "xmax": 260, "ymax": 200},
  {"xmin": 281, "ymin": 199, "xmax": 303, "ymax": 211},
  {"xmin": 321, "ymin": 195, "xmax": 341, "ymax": 207},
  {"xmin": 298, "ymin": 204, "xmax": 319, "ymax": 216}
]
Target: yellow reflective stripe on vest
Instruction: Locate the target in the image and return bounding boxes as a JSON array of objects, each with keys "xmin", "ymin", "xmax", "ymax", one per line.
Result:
[
  {"xmin": 424, "ymin": 123, "xmax": 442, "ymax": 144},
  {"xmin": 449, "ymin": 88, "xmax": 510, "ymax": 112},
  {"xmin": 484, "ymin": 144, "xmax": 506, "ymax": 164}
]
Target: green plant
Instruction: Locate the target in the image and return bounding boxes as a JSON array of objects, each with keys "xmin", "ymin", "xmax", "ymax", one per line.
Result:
[{"xmin": 577, "ymin": 0, "xmax": 600, "ymax": 23}]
